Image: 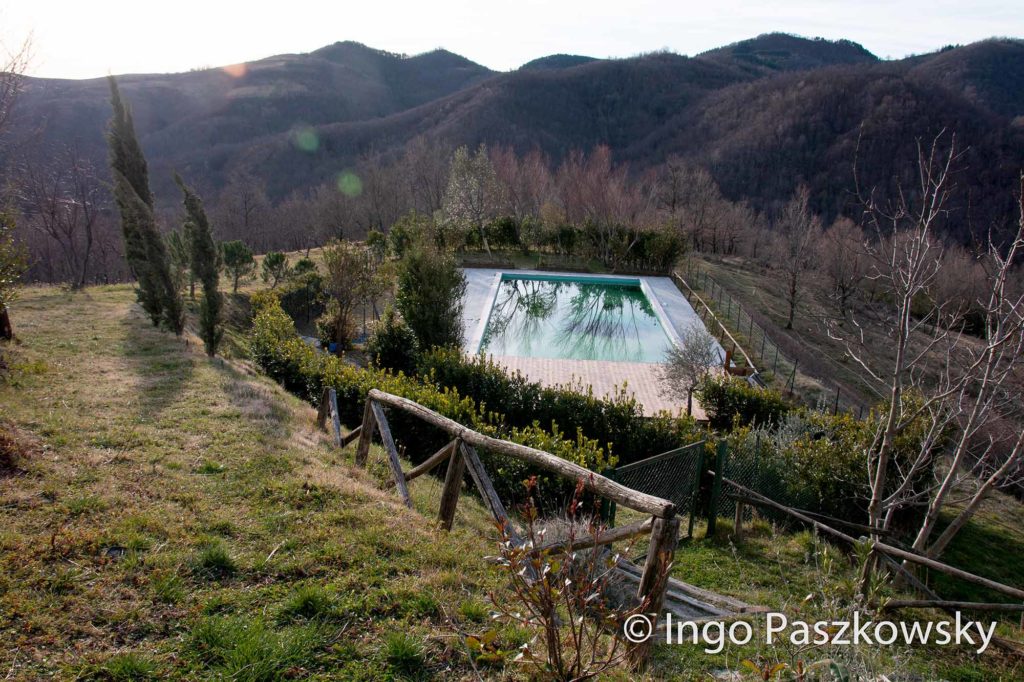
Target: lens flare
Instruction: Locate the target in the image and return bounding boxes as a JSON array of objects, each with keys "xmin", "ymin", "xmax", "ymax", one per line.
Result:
[
  {"xmin": 337, "ymin": 171, "xmax": 363, "ymax": 197},
  {"xmin": 222, "ymin": 63, "xmax": 248, "ymax": 78},
  {"xmin": 292, "ymin": 127, "xmax": 319, "ymax": 153}
]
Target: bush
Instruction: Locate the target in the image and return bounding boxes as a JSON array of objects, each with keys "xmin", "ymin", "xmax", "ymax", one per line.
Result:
[
  {"xmin": 250, "ymin": 294, "xmax": 612, "ymax": 506},
  {"xmin": 725, "ymin": 411, "xmax": 867, "ymax": 522},
  {"xmin": 723, "ymin": 404, "xmax": 935, "ymax": 525},
  {"xmin": 278, "ymin": 267, "xmax": 324, "ymax": 324},
  {"xmin": 395, "ymin": 244, "xmax": 466, "ymax": 350},
  {"xmin": 696, "ymin": 375, "xmax": 790, "ymax": 429},
  {"xmin": 366, "ymin": 307, "xmax": 419, "ymax": 375},
  {"xmin": 417, "ymin": 348, "xmax": 703, "ymax": 466}
]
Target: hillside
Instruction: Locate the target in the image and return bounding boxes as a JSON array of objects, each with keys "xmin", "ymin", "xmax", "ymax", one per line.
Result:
[
  {"xmin": 7, "ymin": 33, "xmax": 1024, "ymax": 236},
  {"xmin": 6, "ymin": 41, "xmax": 493, "ymax": 197},
  {"xmin": 3, "ymin": 286, "xmax": 1023, "ymax": 679},
  {"xmin": 0, "ymin": 285, "xmax": 504, "ymax": 678}
]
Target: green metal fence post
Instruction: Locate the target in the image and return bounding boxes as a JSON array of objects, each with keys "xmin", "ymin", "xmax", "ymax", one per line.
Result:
[
  {"xmin": 687, "ymin": 446, "xmax": 706, "ymax": 539},
  {"xmin": 706, "ymin": 441, "xmax": 727, "ymax": 537}
]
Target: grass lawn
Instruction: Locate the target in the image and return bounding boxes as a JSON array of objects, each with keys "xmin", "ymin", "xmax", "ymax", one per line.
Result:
[
  {"xmin": 0, "ymin": 286, "xmax": 509, "ymax": 680},
  {"xmin": 2, "ymin": 284, "xmax": 1022, "ymax": 680}
]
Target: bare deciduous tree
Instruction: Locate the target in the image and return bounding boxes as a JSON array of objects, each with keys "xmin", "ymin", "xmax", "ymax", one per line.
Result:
[
  {"xmin": 773, "ymin": 186, "xmax": 822, "ymax": 330},
  {"xmin": 442, "ymin": 144, "xmax": 503, "ymax": 254},
  {"xmin": 819, "ymin": 217, "xmax": 867, "ymax": 318},
  {"xmin": 660, "ymin": 324, "xmax": 723, "ymax": 416},
  {"xmin": 0, "ymin": 35, "xmax": 30, "ymax": 142},
  {"xmin": 830, "ymin": 132, "xmax": 1024, "ymax": 588},
  {"xmin": 20, "ymin": 149, "xmax": 101, "ymax": 288}
]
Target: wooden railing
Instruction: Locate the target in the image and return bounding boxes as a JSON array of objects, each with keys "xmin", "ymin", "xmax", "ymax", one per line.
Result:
[{"xmin": 317, "ymin": 386, "xmax": 681, "ymax": 663}]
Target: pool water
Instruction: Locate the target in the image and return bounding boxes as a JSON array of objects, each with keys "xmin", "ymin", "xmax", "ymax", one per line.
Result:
[{"xmin": 479, "ymin": 276, "xmax": 674, "ymax": 363}]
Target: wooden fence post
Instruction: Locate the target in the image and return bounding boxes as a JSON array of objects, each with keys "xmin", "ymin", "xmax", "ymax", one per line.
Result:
[
  {"xmin": 438, "ymin": 439, "xmax": 465, "ymax": 531},
  {"xmin": 369, "ymin": 401, "xmax": 412, "ymax": 508},
  {"xmin": 354, "ymin": 399, "xmax": 376, "ymax": 467},
  {"xmin": 629, "ymin": 515, "xmax": 681, "ymax": 667},
  {"xmin": 460, "ymin": 442, "xmax": 523, "ymax": 546},
  {"xmin": 688, "ymin": 446, "xmax": 706, "ymax": 539},
  {"xmin": 733, "ymin": 500, "xmax": 745, "ymax": 540},
  {"xmin": 328, "ymin": 388, "xmax": 343, "ymax": 447}
]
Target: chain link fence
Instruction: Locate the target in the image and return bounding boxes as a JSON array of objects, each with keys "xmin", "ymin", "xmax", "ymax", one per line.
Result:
[
  {"xmin": 606, "ymin": 441, "xmax": 706, "ymax": 528},
  {"xmin": 676, "ymin": 260, "xmax": 869, "ymax": 418},
  {"xmin": 609, "ymin": 438, "xmax": 810, "ymax": 532}
]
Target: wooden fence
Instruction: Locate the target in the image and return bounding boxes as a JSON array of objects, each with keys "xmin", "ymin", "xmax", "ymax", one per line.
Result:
[{"xmin": 316, "ymin": 387, "xmax": 684, "ymax": 663}]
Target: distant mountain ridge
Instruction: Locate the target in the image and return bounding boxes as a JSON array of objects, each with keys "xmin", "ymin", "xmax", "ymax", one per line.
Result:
[{"xmin": 6, "ymin": 33, "xmax": 1024, "ymax": 237}]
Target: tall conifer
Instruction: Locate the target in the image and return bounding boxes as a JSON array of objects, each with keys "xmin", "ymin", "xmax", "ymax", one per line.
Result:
[
  {"xmin": 107, "ymin": 77, "xmax": 184, "ymax": 333},
  {"xmin": 175, "ymin": 174, "xmax": 222, "ymax": 355}
]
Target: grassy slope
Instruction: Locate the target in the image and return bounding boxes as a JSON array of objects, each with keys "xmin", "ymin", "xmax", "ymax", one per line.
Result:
[
  {"xmin": 0, "ymin": 286, "xmax": 507, "ymax": 680},
  {"xmin": 1, "ymin": 284, "xmax": 1022, "ymax": 681}
]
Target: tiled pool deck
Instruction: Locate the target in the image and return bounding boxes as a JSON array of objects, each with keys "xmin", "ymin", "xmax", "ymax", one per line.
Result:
[{"xmin": 461, "ymin": 269, "xmax": 721, "ymax": 418}]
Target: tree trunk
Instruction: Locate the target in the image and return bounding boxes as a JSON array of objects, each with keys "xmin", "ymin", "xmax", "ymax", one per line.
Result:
[
  {"xmin": 785, "ymin": 273, "xmax": 798, "ymax": 329},
  {"xmin": 78, "ymin": 229, "xmax": 94, "ymax": 290},
  {"xmin": 0, "ymin": 306, "xmax": 12, "ymax": 341},
  {"xmin": 479, "ymin": 226, "xmax": 491, "ymax": 256},
  {"xmin": 686, "ymin": 388, "xmax": 693, "ymax": 416}
]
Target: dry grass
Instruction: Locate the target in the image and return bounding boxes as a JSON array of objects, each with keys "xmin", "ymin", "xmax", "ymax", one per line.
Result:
[
  {"xmin": 2, "ymin": 283, "xmax": 1021, "ymax": 681},
  {"xmin": 0, "ymin": 285, "xmax": 511, "ymax": 680}
]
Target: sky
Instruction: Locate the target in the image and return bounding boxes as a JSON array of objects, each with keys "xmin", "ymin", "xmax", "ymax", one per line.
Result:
[{"xmin": 4, "ymin": 0, "xmax": 1024, "ymax": 79}]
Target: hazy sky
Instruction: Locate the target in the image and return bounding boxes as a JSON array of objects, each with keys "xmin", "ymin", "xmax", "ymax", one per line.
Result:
[{"xmin": 5, "ymin": 0, "xmax": 1023, "ymax": 79}]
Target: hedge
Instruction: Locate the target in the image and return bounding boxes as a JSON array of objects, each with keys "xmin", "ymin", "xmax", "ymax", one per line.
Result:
[
  {"xmin": 249, "ymin": 292, "xmax": 613, "ymax": 507},
  {"xmin": 416, "ymin": 348, "xmax": 705, "ymax": 467},
  {"xmin": 696, "ymin": 375, "xmax": 791, "ymax": 429}
]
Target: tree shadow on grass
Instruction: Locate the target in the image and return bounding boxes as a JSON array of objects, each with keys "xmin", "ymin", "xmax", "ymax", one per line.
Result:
[
  {"xmin": 120, "ymin": 306, "xmax": 195, "ymax": 420},
  {"xmin": 930, "ymin": 513, "xmax": 1024, "ymax": 604}
]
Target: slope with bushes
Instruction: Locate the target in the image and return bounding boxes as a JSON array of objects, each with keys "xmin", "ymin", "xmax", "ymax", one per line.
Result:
[{"xmin": 0, "ymin": 285, "xmax": 510, "ymax": 679}]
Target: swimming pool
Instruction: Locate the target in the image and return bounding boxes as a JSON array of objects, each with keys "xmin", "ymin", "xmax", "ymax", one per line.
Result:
[{"xmin": 478, "ymin": 274, "xmax": 675, "ymax": 363}]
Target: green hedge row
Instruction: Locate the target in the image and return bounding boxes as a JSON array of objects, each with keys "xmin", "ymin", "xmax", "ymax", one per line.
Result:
[
  {"xmin": 249, "ymin": 292, "xmax": 613, "ymax": 507},
  {"xmin": 416, "ymin": 348, "xmax": 704, "ymax": 466}
]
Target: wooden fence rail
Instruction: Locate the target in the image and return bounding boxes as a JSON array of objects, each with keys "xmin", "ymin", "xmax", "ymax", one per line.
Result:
[{"xmin": 318, "ymin": 387, "xmax": 682, "ymax": 665}]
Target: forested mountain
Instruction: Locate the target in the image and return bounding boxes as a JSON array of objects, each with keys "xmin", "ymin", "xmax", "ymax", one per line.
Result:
[{"xmin": 5, "ymin": 33, "xmax": 1024, "ymax": 240}]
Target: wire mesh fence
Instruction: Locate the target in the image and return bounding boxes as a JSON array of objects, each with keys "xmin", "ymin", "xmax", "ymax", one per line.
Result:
[
  {"xmin": 676, "ymin": 260, "xmax": 869, "ymax": 418},
  {"xmin": 606, "ymin": 441, "xmax": 706, "ymax": 527},
  {"xmin": 717, "ymin": 435, "xmax": 791, "ymax": 524}
]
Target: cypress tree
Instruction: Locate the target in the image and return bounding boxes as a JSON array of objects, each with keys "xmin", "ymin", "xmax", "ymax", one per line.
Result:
[
  {"xmin": 175, "ymin": 174, "xmax": 222, "ymax": 356},
  {"xmin": 107, "ymin": 76, "xmax": 184, "ymax": 333}
]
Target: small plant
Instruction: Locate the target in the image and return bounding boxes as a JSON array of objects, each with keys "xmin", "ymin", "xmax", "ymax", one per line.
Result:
[
  {"xmin": 196, "ymin": 460, "xmax": 225, "ymax": 475},
  {"xmin": 78, "ymin": 652, "xmax": 158, "ymax": 681},
  {"xmin": 366, "ymin": 306, "xmax": 419, "ymax": 375},
  {"xmin": 65, "ymin": 494, "xmax": 106, "ymax": 517},
  {"xmin": 151, "ymin": 571, "xmax": 185, "ymax": 604},
  {"xmin": 193, "ymin": 540, "xmax": 237, "ymax": 579},
  {"xmin": 482, "ymin": 477, "xmax": 647, "ymax": 680},
  {"xmin": 279, "ymin": 585, "xmax": 336, "ymax": 622},
  {"xmin": 188, "ymin": 615, "xmax": 324, "ymax": 680},
  {"xmin": 384, "ymin": 631, "xmax": 426, "ymax": 676},
  {"xmin": 458, "ymin": 599, "xmax": 489, "ymax": 623}
]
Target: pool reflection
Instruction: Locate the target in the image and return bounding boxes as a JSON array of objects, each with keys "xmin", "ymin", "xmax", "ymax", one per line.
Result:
[{"xmin": 480, "ymin": 278, "xmax": 671, "ymax": 363}]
